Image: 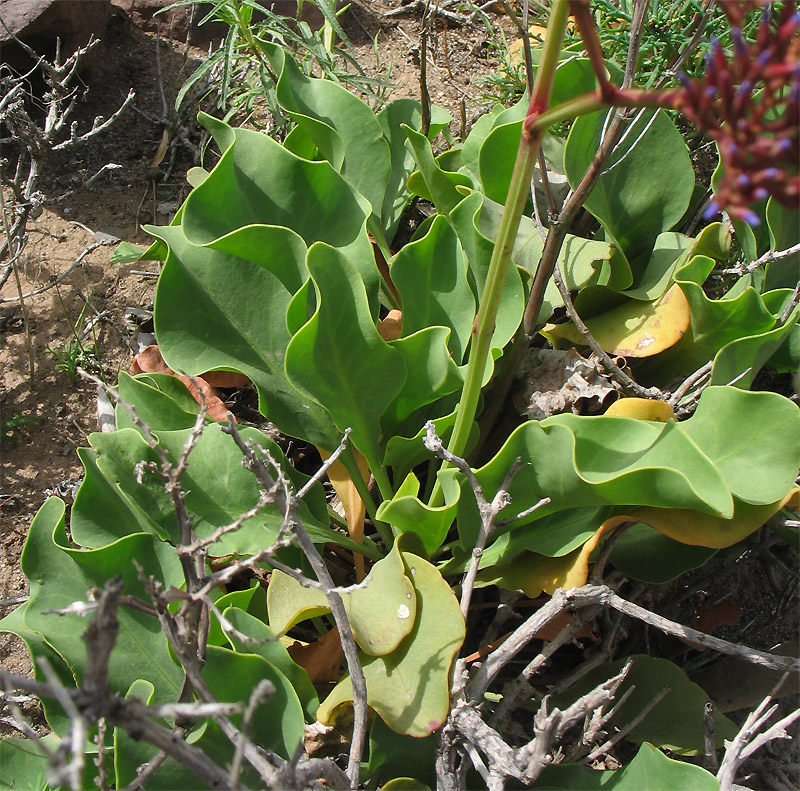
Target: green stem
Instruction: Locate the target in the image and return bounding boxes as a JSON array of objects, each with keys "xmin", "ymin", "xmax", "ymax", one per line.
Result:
[{"xmin": 427, "ymin": 0, "xmax": 569, "ymax": 507}]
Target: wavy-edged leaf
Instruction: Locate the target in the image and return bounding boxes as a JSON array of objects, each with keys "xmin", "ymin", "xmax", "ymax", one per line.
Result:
[
  {"xmin": 261, "ymin": 41, "xmax": 392, "ymax": 234},
  {"xmin": 175, "ymin": 114, "xmax": 379, "ymax": 311},
  {"xmin": 19, "ymin": 498, "xmax": 184, "ymax": 707},
  {"xmin": 286, "ymin": 243, "xmax": 406, "ymax": 475},
  {"xmin": 390, "ymin": 215, "xmax": 475, "ymax": 363},
  {"xmin": 317, "ymin": 552, "xmax": 465, "ymax": 736},
  {"xmin": 268, "ymin": 543, "xmax": 416, "ymax": 657},
  {"xmin": 149, "ymin": 223, "xmax": 340, "ymax": 450}
]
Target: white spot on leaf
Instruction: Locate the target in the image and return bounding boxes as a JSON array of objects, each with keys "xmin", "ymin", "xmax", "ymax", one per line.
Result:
[{"xmin": 397, "ymin": 605, "xmax": 410, "ymax": 619}]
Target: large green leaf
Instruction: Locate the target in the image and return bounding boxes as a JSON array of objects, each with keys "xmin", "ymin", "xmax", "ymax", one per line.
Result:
[
  {"xmin": 222, "ymin": 607, "xmax": 319, "ymax": 720},
  {"xmin": 261, "ymin": 41, "xmax": 392, "ymax": 235},
  {"xmin": 149, "ymin": 223, "xmax": 341, "ymax": 450},
  {"xmin": 0, "ymin": 735, "xmax": 66, "ymax": 790},
  {"xmin": 454, "ymin": 385, "xmax": 799, "ymax": 559},
  {"xmin": 553, "ymin": 655, "xmax": 737, "ymax": 753},
  {"xmin": 390, "ymin": 215, "xmax": 476, "ymax": 363},
  {"xmin": 535, "ymin": 742, "xmax": 720, "ymax": 790},
  {"xmin": 317, "ymin": 552, "xmax": 465, "ymax": 736},
  {"xmin": 680, "ymin": 387, "xmax": 800, "ymax": 505},
  {"xmin": 18, "ymin": 498, "xmax": 184, "ymax": 706},
  {"xmin": 564, "ymin": 109, "xmax": 694, "ymax": 266},
  {"xmin": 449, "ymin": 190, "xmax": 525, "ymax": 353},
  {"xmin": 70, "ymin": 423, "xmax": 350, "ymax": 556},
  {"xmin": 381, "ymin": 327, "xmax": 464, "ymax": 439},
  {"xmin": 177, "ymin": 113, "xmax": 379, "ymax": 310},
  {"xmin": 286, "ymin": 243, "xmax": 406, "ymax": 472}
]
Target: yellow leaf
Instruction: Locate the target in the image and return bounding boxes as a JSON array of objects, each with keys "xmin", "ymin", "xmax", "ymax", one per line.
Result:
[
  {"xmin": 476, "ymin": 518, "xmax": 624, "ymax": 597},
  {"xmin": 318, "ymin": 446, "xmax": 371, "ymax": 580},
  {"xmin": 626, "ymin": 489, "xmax": 799, "ymax": 549},
  {"xmin": 606, "ymin": 398, "xmax": 677, "ymax": 422},
  {"xmin": 542, "ymin": 283, "xmax": 690, "ymax": 358}
]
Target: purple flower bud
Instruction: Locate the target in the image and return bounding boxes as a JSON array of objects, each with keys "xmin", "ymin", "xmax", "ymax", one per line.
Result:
[
  {"xmin": 756, "ymin": 50, "xmax": 771, "ymax": 67},
  {"xmin": 737, "ymin": 173, "xmax": 750, "ymax": 187},
  {"xmin": 705, "ymin": 85, "xmax": 717, "ymax": 99},
  {"xmin": 736, "ymin": 80, "xmax": 752, "ymax": 97},
  {"xmin": 676, "ymin": 71, "xmax": 691, "ymax": 88},
  {"xmin": 763, "ymin": 167, "xmax": 781, "ymax": 180},
  {"xmin": 753, "ymin": 187, "xmax": 769, "ymax": 201},
  {"xmin": 703, "ymin": 200, "xmax": 722, "ymax": 220},
  {"xmin": 738, "ymin": 208, "xmax": 761, "ymax": 226},
  {"xmin": 777, "ymin": 138, "xmax": 794, "ymax": 153}
]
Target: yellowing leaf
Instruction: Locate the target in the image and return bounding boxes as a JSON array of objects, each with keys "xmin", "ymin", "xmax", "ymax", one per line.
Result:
[
  {"xmin": 627, "ymin": 489, "xmax": 800, "ymax": 549},
  {"xmin": 605, "ymin": 398, "xmax": 677, "ymax": 422},
  {"xmin": 268, "ymin": 543, "xmax": 416, "ymax": 656},
  {"xmin": 475, "ymin": 519, "xmax": 622, "ymax": 597},
  {"xmin": 318, "ymin": 446, "xmax": 371, "ymax": 580},
  {"xmin": 317, "ymin": 552, "xmax": 465, "ymax": 737},
  {"xmin": 543, "ymin": 283, "xmax": 690, "ymax": 358}
]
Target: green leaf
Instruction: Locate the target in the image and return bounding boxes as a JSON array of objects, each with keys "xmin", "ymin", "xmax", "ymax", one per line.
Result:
[
  {"xmin": 20, "ymin": 498, "xmax": 185, "ymax": 706},
  {"xmin": 709, "ymin": 297, "xmax": 799, "ymax": 389},
  {"xmin": 382, "ymin": 408, "xmax": 478, "ymax": 486},
  {"xmin": 553, "ymin": 655, "xmax": 737, "ymax": 753},
  {"xmin": 677, "ymin": 255, "xmax": 778, "ymax": 352},
  {"xmin": 317, "ymin": 552, "xmax": 465, "ymax": 736},
  {"xmin": 381, "ymin": 327, "xmax": 464, "ymax": 438},
  {"xmin": 535, "ymin": 742, "xmax": 720, "ymax": 790},
  {"xmin": 377, "ymin": 99, "xmax": 451, "ymax": 241},
  {"xmin": 609, "ymin": 524, "xmax": 717, "ymax": 583},
  {"xmin": 177, "ymin": 115, "xmax": 378, "ymax": 310},
  {"xmin": 390, "ymin": 215, "xmax": 476, "ymax": 363},
  {"xmin": 681, "ymin": 386, "xmax": 800, "ymax": 505},
  {"xmin": 206, "ymin": 583, "xmax": 264, "ymax": 646},
  {"xmin": 404, "ymin": 125, "xmax": 473, "ymax": 215},
  {"xmin": 449, "ymin": 191, "xmax": 525, "ymax": 354},
  {"xmin": 0, "ymin": 736, "xmax": 58, "ymax": 790},
  {"xmin": 564, "ymin": 109, "xmax": 694, "ymax": 267},
  {"xmin": 286, "ymin": 243, "xmax": 406, "ymax": 474},
  {"xmin": 367, "ymin": 710, "xmax": 437, "ymax": 788},
  {"xmin": 115, "ymin": 372, "xmax": 200, "ymax": 431},
  {"xmin": 202, "ymin": 645, "xmax": 305, "ymax": 759},
  {"xmin": 71, "ymin": 423, "xmax": 341, "ymax": 555},
  {"xmin": 0, "ymin": 600, "xmax": 77, "ymax": 737},
  {"xmin": 765, "ymin": 197, "xmax": 800, "ymax": 290},
  {"xmin": 376, "ymin": 472, "xmax": 461, "ymax": 557},
  {"xmin": 149, "ymin": 223, "xmax": 341, "ymax": 450},
  {"xmin": 222, "ymin": 607, "xmax": 319, "ymax": 721},
  {"xmin": 268, "ymin": 542, "xmax": 416, "ymax": 656},
  {"xmin": 261, "ymin": 41, "xmax": 392, "ymax": 235}
]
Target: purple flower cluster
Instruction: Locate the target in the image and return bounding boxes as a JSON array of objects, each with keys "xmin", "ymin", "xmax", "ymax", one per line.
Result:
[{"xmin": 673, "ymin": 1, "xmax": 799, "ymax": 225}]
